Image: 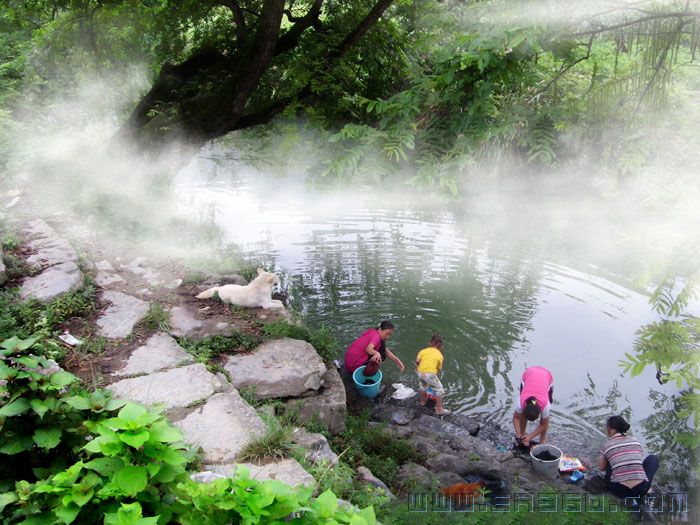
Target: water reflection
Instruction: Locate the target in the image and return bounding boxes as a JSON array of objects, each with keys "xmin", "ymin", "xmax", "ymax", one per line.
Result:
[{"xmin": 173, "ymin": 146, "xmax": 696, "ymax": 492}]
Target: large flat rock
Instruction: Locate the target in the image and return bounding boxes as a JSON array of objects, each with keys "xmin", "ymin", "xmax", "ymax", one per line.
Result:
[
  {"xmin": 96, "ymin": 291, "xmax": 150, "ymax": 339},
  {"xmin": 109, "ymin": 363, "xmax": 225, "ymax": 409},
  {"xmin": 19, "ymin": 262, "xmax": 84, "ymax": 302},
  {"xmin": 174, "ymin": 391, "xmax": 266, "ymax": 464},
  {"xmin": 285, "ymin": 367, "xmax": 346, "ymax": 434},
  {"xmin": 23, "ymin": 219, "xmax": 79, "ymax": 269},
  {"xmin": 113, "ymin": 333, "xmax": 193, "ymax": 377},
  {"xmin": 208, "ymin": 459, "xmax": 315, "ymax": 487},
  {"xmin": 224, "ymin": 338, "xmax": 326, "ymax": 399}
]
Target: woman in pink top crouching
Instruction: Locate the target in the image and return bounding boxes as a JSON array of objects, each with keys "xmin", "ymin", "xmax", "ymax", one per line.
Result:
[
  {"xmin": 512, "ymin": 365, "xmax": 554, "ymax": 447},
  {"xmin": 344, "ymin": 320, "xmax": 405, "ymax": 376}
]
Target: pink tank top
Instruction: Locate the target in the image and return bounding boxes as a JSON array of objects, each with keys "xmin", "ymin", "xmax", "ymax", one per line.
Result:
[{"xmin": 519, "ymin": 366, "xmax": 553, "ymax": 411}]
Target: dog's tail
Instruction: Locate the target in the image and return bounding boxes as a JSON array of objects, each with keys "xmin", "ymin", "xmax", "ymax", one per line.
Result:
[{"xmin": 196, "ymin": 286, "xmax": 220, "ymax": 299}]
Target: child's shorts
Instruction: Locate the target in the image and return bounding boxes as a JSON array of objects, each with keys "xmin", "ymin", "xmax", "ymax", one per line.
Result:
[{"xmin": 418, "ymin": 372, "xmax": 445, "ymax": 396}]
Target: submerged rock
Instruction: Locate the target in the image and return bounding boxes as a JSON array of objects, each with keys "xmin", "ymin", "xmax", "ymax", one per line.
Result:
[{"xmin": 224, "ymin": 338, "xmax": 326, "ymax": 399}]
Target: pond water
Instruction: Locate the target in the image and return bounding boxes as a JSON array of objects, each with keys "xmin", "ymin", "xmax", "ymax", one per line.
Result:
[{"xmin": 174, "ymin": 145, "xmax": 697, "ymax": 492}]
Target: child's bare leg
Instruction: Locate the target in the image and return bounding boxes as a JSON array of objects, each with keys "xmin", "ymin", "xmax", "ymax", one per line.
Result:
[
  {"xmin": 419, "ymin": 390, "xmax": 427, "ymax": 406},
  {"xmin": 435, "ymin": 396, "xmax": 444, "ymax": 413}
]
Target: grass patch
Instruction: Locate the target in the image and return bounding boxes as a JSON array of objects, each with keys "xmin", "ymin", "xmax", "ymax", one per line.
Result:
[
  {"xmin": 238, "ymin": 414, "xmax": 297, "ymax": 462},
  {"xmin": 260, "ymin": 320, "xmax": 339, "ymax": 364},
  {"xmin": 143, "ymin": 302, "xmax": 170, "ymax": 331},
  {"xmin": 177, "ymin": 333, "xmax": 261, "ymax": 363},
  {"xmin": 328, "ymin": 413, "xmax": 425, "ymax": 491},
  {"xmin": 0, "ymin": 278, "xmax": 97, "ymax": 341}
]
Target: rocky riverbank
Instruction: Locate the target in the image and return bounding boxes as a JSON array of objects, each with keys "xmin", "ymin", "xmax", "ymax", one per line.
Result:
[{"xmin": 1, "ymin": 205, "xmax": 690, "ymax": 522}]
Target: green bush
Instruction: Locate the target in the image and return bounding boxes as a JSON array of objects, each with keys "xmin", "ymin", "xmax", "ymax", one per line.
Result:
[{"xmin": 0, "ymin": 335, "xmax": 377, "ymax": 523}]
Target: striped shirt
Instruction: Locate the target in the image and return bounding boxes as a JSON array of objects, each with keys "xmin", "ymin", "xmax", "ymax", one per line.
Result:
[{"xmin": 599, "ymin": 434, "xmax": 648, "ymax": 483}]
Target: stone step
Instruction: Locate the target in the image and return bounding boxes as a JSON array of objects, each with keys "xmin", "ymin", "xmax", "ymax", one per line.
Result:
[
  {"xmin": 174, "ymin": 391, "xmax": 267, "ymax": 464},
  {"xmin": 108, "ymin": 363, "xmax": 225, "ymax": 410},
  {"xmin": 113, "ymin": 333, "xmax": 194, "ymax": 378},
  {"xmin": 96, "ymin": 291, "xmax": 150, "ymax": 339}
]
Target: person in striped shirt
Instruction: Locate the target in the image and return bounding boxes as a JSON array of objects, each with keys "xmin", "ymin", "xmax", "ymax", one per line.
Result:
[{"xmin": 598, "ymin": 415, "xmax": 659, "ymax": 500}]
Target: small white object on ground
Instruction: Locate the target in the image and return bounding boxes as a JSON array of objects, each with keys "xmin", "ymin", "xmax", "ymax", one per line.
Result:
[
  {"xmin": 392, "ymin": 383, "xmax": 416, "ymax": 400},
  {"xmin": 58, "ymin": 331, "xmax": 82, "ymax": 346}
]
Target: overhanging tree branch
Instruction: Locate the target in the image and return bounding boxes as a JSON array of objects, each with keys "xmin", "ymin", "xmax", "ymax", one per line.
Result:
[
  {"xmin": 232, "ymin": 0, "xmax": 396, "ymax": 132},
  {"xmin": 219, "ymin": 0, "xmax": 248, "ymax": 44},
  {"xmin": 274, "ymin": 0, "xmax": 324, "ymax": 56}
]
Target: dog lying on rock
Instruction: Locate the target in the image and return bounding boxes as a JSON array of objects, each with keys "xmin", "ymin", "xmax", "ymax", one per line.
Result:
[{"xmin": 196, "ymin": 268, "xmax": 284, "ymax": 309}]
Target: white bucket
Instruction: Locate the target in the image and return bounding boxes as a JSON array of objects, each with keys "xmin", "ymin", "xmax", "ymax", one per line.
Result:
[{"xmin": 530, "ymin": 444, "xmax": 562, "ymax": 478}]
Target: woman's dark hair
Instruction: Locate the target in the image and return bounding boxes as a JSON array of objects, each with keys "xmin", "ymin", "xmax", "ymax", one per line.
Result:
[
  {"xmin": 429, "ymin": 333, "xmax": 444, "ymax": 349},
  {"xmin": 378, "ymin": 320, "xmax": 394, "ymax": 331},
  {"xmin": 523, "ymin": 397, "xmax": 540, "ymax": 421},
  {"xmin": 607, "ymin": 415, "xmax": 631, "ymax": 435}
]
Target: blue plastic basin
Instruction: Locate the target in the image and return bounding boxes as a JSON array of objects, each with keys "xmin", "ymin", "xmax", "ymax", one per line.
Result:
[{"xmin": 352, "ymin": 365, "xmax": 383, "ymax": 398}]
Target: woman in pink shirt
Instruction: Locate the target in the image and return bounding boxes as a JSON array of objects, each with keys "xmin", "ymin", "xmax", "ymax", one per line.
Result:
[
  {"xmin": 344, "ymin": 320, "xmax": 405, "ymax": 375},
  {"xmin": 512, "ymin": 365, "xmax": 554, "ymax": 446}
]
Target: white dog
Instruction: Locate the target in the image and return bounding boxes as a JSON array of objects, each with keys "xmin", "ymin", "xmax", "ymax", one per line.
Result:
[{"xmin": 196, "ymin": 268, "xmax": 284, "ymax": 309}]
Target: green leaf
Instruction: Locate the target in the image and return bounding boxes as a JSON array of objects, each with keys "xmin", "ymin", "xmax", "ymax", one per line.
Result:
[
  {"xmin": 30, "ymin": 398, "xmax": 55, "ymax": 418},
  {"xmin": 63, "ymin": 396, "xmax": 92, "ymax": 410},
  {"xmin": 84, "ymin": 457, "xmax": 124, "ymax": 476},
  {"xmin": 117, "ymin": 403, "xmax": 148, "ymax": 422},
  {"xmin": 119, "ymin": 430, "xmax": 150, "ymax": 448},
  {"xmin": 0, "ymin": 435, "xmax": 34, "ymax": 454},
  {"xmin": 55, "ymin": 502, "xmax": 81, "ymax": 524},
  {"xmin": 14, "ymin": 356, "xmax": 40, "ymax": 368},
  {"xmin": 0, "ymin": 397, "xmax": 31, "ymax": 417},
  {"xmin": 33, "ymin": 427, "xmax": 62, "ymax": 450},
  {"xmin": 49, "ymin": 371, "xmax": 78, "ymax": 388},
  {"xmin": 114, "ymin": 465, "xmax": 148, "ymax": 496},
  {"xmin": 148, "ymin": 421, "xmax": 183, "ymax": 443},
  {"xmin": 313, "ymin": 489, "xmax": 338, "ymax": 518},
  {"xmin": 0, "ymin": 492, "xmax": 19, "ymax": 512}
]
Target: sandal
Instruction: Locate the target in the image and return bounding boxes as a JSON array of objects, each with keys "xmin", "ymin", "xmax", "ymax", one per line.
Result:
[{"xmin": 435, "ymin": 409, "xmax": 451, "ymax": 415}]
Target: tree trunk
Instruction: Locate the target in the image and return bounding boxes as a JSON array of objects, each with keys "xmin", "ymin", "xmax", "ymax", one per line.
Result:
[{"xmin": 116, "ymin": 0, "xmax": 395, "ymax": 160}]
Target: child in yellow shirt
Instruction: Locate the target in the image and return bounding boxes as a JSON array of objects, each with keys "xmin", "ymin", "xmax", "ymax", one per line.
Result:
[{"xmin": 416, "ymin": 333, "xmax": 450, "ymax": 415}]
